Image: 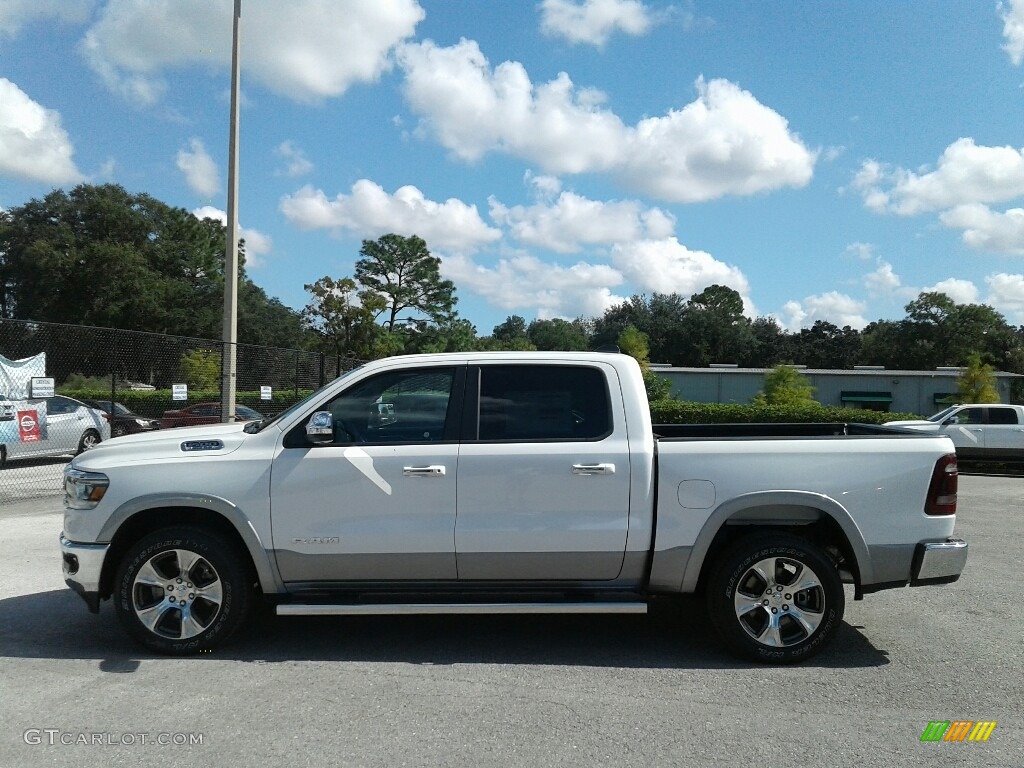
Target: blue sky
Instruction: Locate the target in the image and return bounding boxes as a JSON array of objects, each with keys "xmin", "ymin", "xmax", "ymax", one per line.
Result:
[{"xmin": 2, "ymin": 0, "xmax": 1024, "ymax": 335}]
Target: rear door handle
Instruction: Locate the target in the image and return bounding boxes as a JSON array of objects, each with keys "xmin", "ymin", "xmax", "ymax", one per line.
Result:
[
  {"xmin": 572, "ymin": 463, "xmax": 615, "ymax": 475},
  {"xmin": 403, "ymin": 465, "xmax": 446, "ymax": 477}
]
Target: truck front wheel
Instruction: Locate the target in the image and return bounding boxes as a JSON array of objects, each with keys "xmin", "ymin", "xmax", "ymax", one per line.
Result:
[
  {"xmin": 706, "ymin": 533, "xmax": 845, "ymax": 664},
  {"xmin": 114, "ymin": 526, "xmax": 252, "ymax": 655}
]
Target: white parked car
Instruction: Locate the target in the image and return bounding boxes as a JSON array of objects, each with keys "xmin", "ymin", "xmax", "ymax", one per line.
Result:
[
  {"xmin": 0, "ymin": 395, "xmax": 110, "ymax": 468},
  {"xmin": 885, "ymin": 403, "xmax": 1024, "ymax": 462}
]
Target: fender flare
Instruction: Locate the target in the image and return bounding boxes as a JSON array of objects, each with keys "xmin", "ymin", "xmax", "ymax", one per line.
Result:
[
  {"xmin": 99, "ymin": 492, "xmax": 285, "ymax": 594},
  {"xmin": 680, "ymin": 490, "xmax": 873, "ymax": 592}
]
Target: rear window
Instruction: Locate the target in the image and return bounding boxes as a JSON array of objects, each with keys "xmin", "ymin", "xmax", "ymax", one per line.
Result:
[
  {"xmin": 477, "ymin": 365, "xmax": 611, "ymax": 442},
  {"xmin": 988, "ymin": 407, "xmax": 1019, "ymax": 425}
]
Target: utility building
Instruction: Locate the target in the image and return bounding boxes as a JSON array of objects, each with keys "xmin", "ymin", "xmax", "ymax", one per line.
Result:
[{"xmin": 654, "ymin": 364, "xmax": 1022, "ymax": 416}]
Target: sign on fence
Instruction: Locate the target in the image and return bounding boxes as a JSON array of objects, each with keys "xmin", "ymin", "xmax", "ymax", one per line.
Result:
[
  {"xmin": 17, "ymin": 410, "xmax": 42, "ymax": 443},
  {"xmin": 172, "ymin": 384, "xmax": 188, "ymax": 401},
  {"xmin": 260, "ymin": 386, "xmax": 272, "ymax": 400},
  {"xmin": 30, "ymin": 377, "xmax": 54, "ymax": 398}
]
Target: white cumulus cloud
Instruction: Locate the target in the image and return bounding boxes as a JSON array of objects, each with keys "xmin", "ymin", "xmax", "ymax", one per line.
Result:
[
  {"xmin": 864, "ymin": 260, "xmax": 901, "ymax": 296},
  {"xmin": 1001, "ymin": 0, "xmax": 1024, "ymax": 65},
  {"xmin": 397, "ymin": 40, "xmax": 815, "ymax": 202},
  {"xmin": 0, "ymin": 78, "xmax": 83, "ymax": 185},
  {"xmin": 609, "ymin": 238, "xmax": 753, "ymax": 312},
  {"xmin": 274, "ymin": 141, "xmax": 313, "ymax": 178},
  {"xmin": 176, "ymin": 138, "xmax": 220, "ymax": 198},
  {"xmin": 853, "ymin": 138, "xmax": 1024, "ymax": 216},
  {"xmin": 939, "ymin": 204, "xmax": 1024, "ymax": 256},
  {"xmin": 192, "ymin": 205, "xmax": 272, "ymax": 266},
  {"xmin": 779, "ymin": 292, "xmax": 867, "ymax": 331},
  {"xmin": 279, "ymin": 180, "xmax": 501, "ymax": 253},
  {"xmin": 539, "ymin": 0, "xmax": 654, "ymax": 47},
  {"xmin": 488, "ymin": 191, "xmax": 675, "ymax": 253},
  {"xmin": 923, "ymin": 278, "xmax": 980, "ymax": 305},
  {"xmin": 442, "ymin": 252, "xmax": 625, "ymax": 320},
  {"xmin": 80, "ymin": 0, "xmax": 424, "ymax": 105}
]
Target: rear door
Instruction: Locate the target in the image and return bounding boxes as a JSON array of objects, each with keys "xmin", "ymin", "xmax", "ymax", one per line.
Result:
[
  {"xmin": 980, "ymin": 406, "xmax": 1024, "ymax": 456},
  {"xmin": 454, "ymin": 362, "xmax": 631, "ymax": 581}
]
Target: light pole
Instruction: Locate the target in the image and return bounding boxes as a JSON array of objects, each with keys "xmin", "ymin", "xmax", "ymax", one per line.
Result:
[{"xmin": 221, "ymin": 0, "xmax": 241, "ymax": 422}]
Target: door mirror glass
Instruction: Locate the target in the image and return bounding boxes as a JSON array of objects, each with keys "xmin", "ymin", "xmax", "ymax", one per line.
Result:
[{"xmin": 306, "ymin": 411, "xmax": 334, "ymax": 443}]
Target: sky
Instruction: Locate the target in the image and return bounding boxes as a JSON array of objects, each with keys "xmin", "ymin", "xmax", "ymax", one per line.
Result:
[{"xmin": 2, "ymin": 0, "xmax": 1024, "ymax": 336}]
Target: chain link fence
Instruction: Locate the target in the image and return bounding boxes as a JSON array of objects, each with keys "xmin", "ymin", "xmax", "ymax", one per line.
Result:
[{"xmin": 1, "ymin": 318, "xmax": 364, "ymax": 504}]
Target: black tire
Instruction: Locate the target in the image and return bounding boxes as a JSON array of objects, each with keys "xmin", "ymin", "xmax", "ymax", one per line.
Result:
[
  {"xmin": 706, "ymin": 533, "xmax": 844, "ymax": 664},
  {"xmin": 114, "ymin": 526, "xmax": 253, "ymax": 655},
  {"xmin": 77, "ymin": 429, "xmax": 101, "ymax": 454},
  {"xmin": 0, "ymin": 445, "xmax": 6, "ymax": 469}
]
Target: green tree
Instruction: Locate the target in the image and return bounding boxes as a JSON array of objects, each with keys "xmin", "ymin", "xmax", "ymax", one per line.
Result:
[
  {"xmin": 957, "ymin": 355, "xmax": 1000, "ymax": 403},
  {"xmin": 617, "ymin": 325, "xmax": 672, "ymax": 401},
  {"xmin": 527, "ymin": 318, "xmax": 590, "ymax": 350},
  {"xmin": 751, "ymin": 365, "xmax": 816, "ymax": 405},
  {"xmin": 675, "ymin": 285, "xmax": 755, "ymax": 367},
  {"xmin": 301, "ymin": 276, "xmax": 386, "ymax": 359},
  {"xmin": 179, "ymin": 349, "xmax": 221, "ymax": 389},
  {"xmin": 354, "ymin": 234, "xmax": 456, "ymax": 331}
]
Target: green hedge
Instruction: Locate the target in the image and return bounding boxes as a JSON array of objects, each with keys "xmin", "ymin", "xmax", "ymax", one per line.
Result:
[
  {"xmin": 60, "ymin": 389, "xmax": 315, "ymax": 418},
  {"xmin": 649, "ymin": 399, "xmax": 921, "ymax": 425}
]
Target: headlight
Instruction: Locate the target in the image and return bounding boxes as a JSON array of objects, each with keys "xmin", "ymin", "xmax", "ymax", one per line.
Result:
[
  {"xmin": 64, "ymin": 468, "xmax": 109, "ymax": 510},
  {"xmin": 135, "ymin": 418, "xmax": 150, "ymax": 427}
]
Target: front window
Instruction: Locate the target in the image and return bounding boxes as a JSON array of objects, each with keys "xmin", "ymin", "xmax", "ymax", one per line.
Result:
[{"xmin": 296, "ymin": 367, "xmax": 456, "ymax": 445}]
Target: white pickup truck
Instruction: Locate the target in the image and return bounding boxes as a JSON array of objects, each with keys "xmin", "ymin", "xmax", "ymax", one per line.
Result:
[
  {"xmin": 61, "ymin": 351, "xmax": 967, "ymax": 663},
  {"xmin": 886, "ymin": 404, "xmax": 1024, "ymax": 462}
]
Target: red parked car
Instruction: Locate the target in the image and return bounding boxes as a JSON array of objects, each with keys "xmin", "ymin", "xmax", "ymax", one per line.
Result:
[{"xmin": 160, "ymin": 402, "xmax": 263, "ymax": 428}]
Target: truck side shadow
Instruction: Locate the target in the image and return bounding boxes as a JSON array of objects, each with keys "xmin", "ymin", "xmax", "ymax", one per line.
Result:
[{"xmin": 0, "ymin": 590, "xmax": 889, "ymax": 670}]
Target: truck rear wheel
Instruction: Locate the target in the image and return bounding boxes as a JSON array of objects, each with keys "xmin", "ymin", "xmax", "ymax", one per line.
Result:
[
  {"xmin": 706, "ymin": 533, "xmax": 844, "ymax": 664},
  {"xmin": 114, "ymin": 526, "xmax": 252, "ymax": 655}
]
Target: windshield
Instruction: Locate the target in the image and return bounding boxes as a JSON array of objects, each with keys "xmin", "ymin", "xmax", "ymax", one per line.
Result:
[
  {"xmin": 927, "ymin": 406, "xmax": 960, "ymax": 422},
  {"xmin": 244, "ymin": 366, "xmax": 364, "ymax": 433}
]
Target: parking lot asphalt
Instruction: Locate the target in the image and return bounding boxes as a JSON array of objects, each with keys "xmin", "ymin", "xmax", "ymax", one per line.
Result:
[{"xmin": 0, "ymin": 476, "xmax": 1021, "ymax": 768}]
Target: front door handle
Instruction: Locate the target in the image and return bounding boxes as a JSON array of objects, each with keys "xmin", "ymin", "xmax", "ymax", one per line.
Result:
[
  {"xmin": 403, "ymin": 465, "xmax": 446, "ymax": 477},
  {"xmin": 572, "ymin": 463, "xmax": 615, "ymax": 475}
]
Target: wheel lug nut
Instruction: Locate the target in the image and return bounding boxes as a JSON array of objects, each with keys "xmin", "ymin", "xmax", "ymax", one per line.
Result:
[
  {"xmin": 785, "ymin": 594, "xmax": 791, "ymax": 600},
  {"xmin": 771, "ymin": 608, "xmax": 778, "ymax": 614},
  {"xmin": 762, "ymin": 599, "xmax": 769, "ymax": 605},
  {"xmin": 187, "ymin": 583, "xmax": 193, "ymax": 588},
  {"xmin": 783, "ymin": 605, "xmax": 789, "ymax": 611},
  {"xmin": 169, "ymin": 597, "xmax": 176, "ymax": 603},
  {"xmin": 189, "ymin": 594, "xmax": 195, "ymax": 599},
  {"xmin": 166, "ymin": 585, "xmax": 174, "ymax": 592},
  {"xmin": 776, "ymin": 586, "xmax": 783, "ymax": 592},
  {"xmin": 176, "ymin": 578, "xmax": 183, "ymax": 584}
]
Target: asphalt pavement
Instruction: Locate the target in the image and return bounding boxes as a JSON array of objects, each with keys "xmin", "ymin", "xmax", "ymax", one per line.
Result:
[{"xmin": 0, "ymin": 477, "xmax": 1020, "ymax": 767}]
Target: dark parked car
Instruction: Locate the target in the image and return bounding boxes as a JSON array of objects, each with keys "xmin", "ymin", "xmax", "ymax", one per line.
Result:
[
  {"xmin": 160, "ymin": 402, "xmax": 263, "ymax": 429},
  {"xmin": 82, "ymin": 400, "xmax": 161, "ymax": 438}
]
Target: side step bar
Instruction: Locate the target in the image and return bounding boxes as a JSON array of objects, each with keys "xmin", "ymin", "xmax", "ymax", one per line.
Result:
[{"xmin": 277, "ymin": 602, "xmax": 648, "ymax": 616}]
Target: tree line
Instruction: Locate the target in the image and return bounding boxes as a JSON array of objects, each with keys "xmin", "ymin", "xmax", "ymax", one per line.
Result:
[{"xmin": 4, "ymin": 184, "xmax": 1024, "ymax": 380}]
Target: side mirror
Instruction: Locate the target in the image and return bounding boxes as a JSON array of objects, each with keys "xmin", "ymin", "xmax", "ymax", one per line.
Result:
[
  {"xmin": 306, "ymin": 411, "xmax": 334, "ymax": 444},
  {"xmin": 943, "ymin": 416, "xmax": 959, "ymax": 426}
]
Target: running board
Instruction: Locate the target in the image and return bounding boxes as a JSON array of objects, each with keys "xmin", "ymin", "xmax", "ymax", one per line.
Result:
[{"xmin": 277, "ymin": 602, "xmax": 648, "ymax": 616}]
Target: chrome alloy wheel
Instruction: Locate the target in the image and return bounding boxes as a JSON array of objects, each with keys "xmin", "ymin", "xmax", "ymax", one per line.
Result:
[
  {"xmin": 732, "ymin": 556, "xmax": 826, "ymax": 648},
  {"xmin": 131, "ymin": 549, "xmax": 224, "ymax": 640}
]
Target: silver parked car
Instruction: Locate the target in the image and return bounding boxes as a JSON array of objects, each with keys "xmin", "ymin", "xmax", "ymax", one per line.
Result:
[{"xmin": 0, "ymin": 396, "xmax": 110, "ymax": 468}]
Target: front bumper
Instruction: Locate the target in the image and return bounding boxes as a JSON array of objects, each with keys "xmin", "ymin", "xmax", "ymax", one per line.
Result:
[
  {"xmin": 60, "ymin": 533, "xmax": 109, "ymax": 614},
  {"xmin": 910, "ymin": 538, "xmax": 968, "ymax": 587}
]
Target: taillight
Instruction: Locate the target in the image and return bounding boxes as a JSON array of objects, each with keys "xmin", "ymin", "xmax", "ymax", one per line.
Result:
[{"xmin": 925, "ymin": 454, "xmax": 958, "ymax": 515}]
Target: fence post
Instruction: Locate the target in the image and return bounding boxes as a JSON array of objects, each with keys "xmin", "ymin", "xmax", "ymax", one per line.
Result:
[
  {"xmin": 110, "ymin": 328, "xmax": 117, "ymax": 410},
  {"xmin": 318, "ymin": 353, "xmax": 325, "ymax": 388},
  {"xmin": 294, "ymin": 350, "xmax": 299, "ymax": 400}
]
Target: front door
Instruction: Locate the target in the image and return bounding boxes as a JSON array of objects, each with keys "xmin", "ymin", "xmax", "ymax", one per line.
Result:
[
  {"xmin": 455, "ymin": 363, "xmax": 631, "ymax": 581},
  {"xmin": 271, "ymin": 366, "xmax": 463, "ymax": 583}
]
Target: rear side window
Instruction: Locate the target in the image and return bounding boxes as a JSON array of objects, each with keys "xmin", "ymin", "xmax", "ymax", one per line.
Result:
[
  {"xmin": 477, "ymin": 365, "xmax": 611, "ymax": 442},
  {"xmin": 988, "ymin": 407, "xmax": 1019, "ymax": 425}
]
